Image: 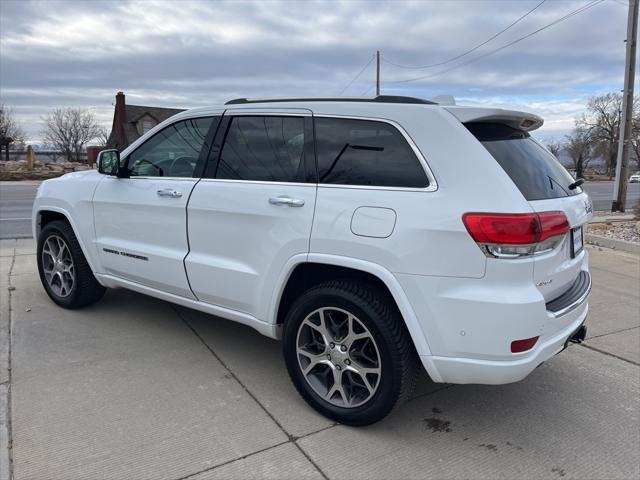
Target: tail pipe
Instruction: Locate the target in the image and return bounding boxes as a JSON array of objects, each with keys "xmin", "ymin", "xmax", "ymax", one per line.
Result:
[{"xmin": 569, "ymin": 324, "xmax": 587, "ymax": 344}]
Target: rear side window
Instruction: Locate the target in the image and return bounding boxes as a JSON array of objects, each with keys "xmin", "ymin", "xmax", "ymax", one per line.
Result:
[
  {"xmin": 466, "ymin": 122, "xmax": 579, "ymax": 201},
  {"xmin": 314, "ymin": 117, "xmax": 428, "ymax": 188},
  {"xmin": 216, "ymin": 116, "xmax": 306, "ymax": 182}
]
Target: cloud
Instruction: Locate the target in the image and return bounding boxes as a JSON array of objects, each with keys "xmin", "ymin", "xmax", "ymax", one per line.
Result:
[{"xmin": 0, "ymin": 0, "xmax": 630, "ymax": 142}]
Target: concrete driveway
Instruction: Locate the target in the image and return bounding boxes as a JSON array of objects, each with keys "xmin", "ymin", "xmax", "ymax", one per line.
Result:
[{"xmin": 1, "ymin": 240, "xmax": 638, "ymax": 480}]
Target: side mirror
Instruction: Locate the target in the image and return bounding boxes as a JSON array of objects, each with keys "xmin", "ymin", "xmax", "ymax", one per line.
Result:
[{"xmin": 97, "ymin": 149, "xmax": 120, "ymax": 176}]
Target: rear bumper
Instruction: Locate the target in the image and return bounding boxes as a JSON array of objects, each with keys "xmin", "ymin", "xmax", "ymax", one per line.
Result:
[
  {"xmin": 421, "ymin": 301, "xmax": 588, "ymax": 384},
  {"xmin": 395, "ymin": 251, "xmax": 591, "ymax": 385},
  {"xmin": 546, "ymin": 270, "xmax": 591, "ymax": 318}
]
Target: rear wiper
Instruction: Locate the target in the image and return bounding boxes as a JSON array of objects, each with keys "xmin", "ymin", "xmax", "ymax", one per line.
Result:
[
  {"xmin": 568, "ymin": 178, "xmax": 584, "ymax": 190},
  {"xmin": 320, "ymin": 143, "xmax": 349, "ymax": 182},
  {"xmin": 548, "ymin": 176, "xmax": 570, "ymax": 195}
]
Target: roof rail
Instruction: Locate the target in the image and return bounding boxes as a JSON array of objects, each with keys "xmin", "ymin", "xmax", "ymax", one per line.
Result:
[{"xmin": 224, "ymin": 95, "xmax": 436, "ymax": 105}]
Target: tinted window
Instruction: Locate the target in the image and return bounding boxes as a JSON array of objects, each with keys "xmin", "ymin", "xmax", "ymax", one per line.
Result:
[
  {"xmin": 315, "ymin": 118, "xmax": 428, "ymax": 188},
  {"xmin": 217, "ymin": 116, "xmax": 305, "ymax": 182},
  {"xmin": 466, "ymin": 123, "xmax": 579, "ymax": 201},
  {"xmin": 128, "ymin": 117, "xmax": 217, "ymax": 177}
]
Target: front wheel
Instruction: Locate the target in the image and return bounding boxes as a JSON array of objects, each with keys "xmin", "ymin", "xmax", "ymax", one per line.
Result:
[
  {"xmin": 282, "ymin": 280, "xmax": 419, "ymax": 426},
  {"xmin": 37, "ymin": 220, "xmax": 106, "ymax": 309}
]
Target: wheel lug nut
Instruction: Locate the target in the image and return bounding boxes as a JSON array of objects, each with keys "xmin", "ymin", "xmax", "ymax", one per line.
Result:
[
  {"xmin": 326, "ymin": 354, "xmax": 331, "ymax": 360},
  {"xmin": 340, "ymin": 345, "xmax": 347, "ymax": 352},
  {"xmin": 330, "ymin": 342, "xmax": 335, "ymax": 348},
  {"xmin": 336, "ymin": 365, "xmax": 342, "ymax": 371},
  {"xmin": 345, "ymin": 359, "xmax": 351, "ymax": 365}
]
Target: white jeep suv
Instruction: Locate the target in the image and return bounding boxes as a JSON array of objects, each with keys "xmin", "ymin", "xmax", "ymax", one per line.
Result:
[{"xmin": 33, "ymin": 96, "xmax": 592, "ymax": 425}]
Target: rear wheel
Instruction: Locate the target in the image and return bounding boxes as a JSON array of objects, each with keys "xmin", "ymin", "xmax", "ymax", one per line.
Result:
[
  {"xmin": 37, "ymin": 220, "xmax": 106, "ymax": 309},
  {"xmin": 283, "ymin": 280, "xmax": 419, "ymax": 426}
]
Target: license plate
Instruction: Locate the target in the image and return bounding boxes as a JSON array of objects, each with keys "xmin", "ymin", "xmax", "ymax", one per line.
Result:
[{"xmin": 571, "ymin": 226, "xmax": 584, "ymax": 257}]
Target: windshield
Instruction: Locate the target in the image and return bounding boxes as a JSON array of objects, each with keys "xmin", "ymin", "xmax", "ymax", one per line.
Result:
[{"xmin": 466, "ymin": 122, "xmax": 580, "ymax": 201}]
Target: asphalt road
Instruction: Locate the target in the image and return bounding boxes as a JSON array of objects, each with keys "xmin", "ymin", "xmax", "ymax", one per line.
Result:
[
  {"xmin": 0, "ymin": 180, "xmax": 639, "ymax": 239},
  {"xmin": 1, "ymin": 239, "xmax": 638, "ymax": 479},
  {"xmin": 0, "ymin": 182, "xmax": 38, "ymax": 239},
  {"xmin": 584, "ymin": 180, "xmax": 640, "ymax": 211}
]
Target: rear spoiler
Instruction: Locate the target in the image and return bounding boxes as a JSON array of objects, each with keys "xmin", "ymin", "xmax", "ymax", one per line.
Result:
[{"xmin": 444, "ymin": 106, "xmax": 544, "ymax": 132}]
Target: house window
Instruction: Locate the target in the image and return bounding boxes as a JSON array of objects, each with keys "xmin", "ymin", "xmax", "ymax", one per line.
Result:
[{"xmin": 142, "ymin": 120, "xmax": 154, "ymax": 134}]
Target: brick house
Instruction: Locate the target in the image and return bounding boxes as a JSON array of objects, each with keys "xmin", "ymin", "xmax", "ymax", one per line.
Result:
[{"xmin": 106, "ymin": 91, "xmax": 184, "ymax": 151}]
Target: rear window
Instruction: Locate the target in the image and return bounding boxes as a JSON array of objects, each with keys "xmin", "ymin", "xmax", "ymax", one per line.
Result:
[{"xmin": 466, "ymin": 122, "xmax": 579, "ymax": 201}]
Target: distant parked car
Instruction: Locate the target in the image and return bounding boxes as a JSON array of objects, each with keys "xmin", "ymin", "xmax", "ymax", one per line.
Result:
[
  {"xmin": 630, "ymin": 171, "xmax": 640, "ymax": 183},
  {"xmin": 32, "ymin": 95, "xmax": 592, "ymax": 425}
]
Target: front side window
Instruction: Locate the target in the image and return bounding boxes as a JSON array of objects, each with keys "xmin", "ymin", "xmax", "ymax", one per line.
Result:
[
  {"xmin": 216, "ymin": 116, "xmax": 306, "ymax": 182},
  {"xmin": 127, "ymin": 117, "xmax": 217, "ymax": 177},
  {"xmin": 315, "ymin": 117, "xmax": 429, "ymax": 188}
]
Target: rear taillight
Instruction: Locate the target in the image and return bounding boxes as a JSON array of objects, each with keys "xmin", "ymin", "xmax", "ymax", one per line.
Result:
[
  {"xmin": 537, "ymin": 212, "xmax": 571, "ymax": 241},
  {"xmin": 462, "ymin": 211, "xmax": 570, "ymax": 258}
]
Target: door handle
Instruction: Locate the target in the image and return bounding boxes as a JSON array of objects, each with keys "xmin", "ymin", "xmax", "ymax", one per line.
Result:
[
  {"xmin": 156, "ymin": 188, "xmax": 182, "ymax": 198},
  {"xmin": 269, "ymin": 196, "xmax": 305, "ymax": 207}
]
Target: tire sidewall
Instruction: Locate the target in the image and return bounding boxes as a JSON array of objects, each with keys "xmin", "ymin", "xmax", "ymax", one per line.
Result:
[
  {"xmin": 37, "ymin": 222, "xmax": 80, "ymax": 308},
  {"xmin": 283, "ymin": 285, "xmax": 403, "ymax": 425}
]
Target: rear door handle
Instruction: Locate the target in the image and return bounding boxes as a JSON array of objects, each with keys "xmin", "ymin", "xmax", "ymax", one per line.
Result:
[
  {"xmin": 269, "ymin": 196, "xmax": 305, "ymax": 207},
  {"xmin": 157, "ymin": 188, "xmax": 182, "ymax": 198}
]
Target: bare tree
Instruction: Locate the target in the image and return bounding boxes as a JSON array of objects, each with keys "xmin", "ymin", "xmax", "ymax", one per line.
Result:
[
  {"xmin": 565, "ymin": 126, "xmax": 593, "ymax": 179},
  {"xmin": 97, "ymin": 126, "xmax": 110, "ymax": 147},
  {"xmin": 546, "ymin": 140, "xmax": 562, "ymax": 158},
  {"xmin": 42, "ymin": 107, "xmax": 101, "ymax": 162},
  {"xmin": 576, "ymin": 93, "xmax": 622, "ymax": 176},
  {"xmin": 576, "ymin": 93, "xmax": 640, "ymax": 176},
  {"xmin": 0, "ymin": 102, "xmax": 26, "ymax": 161}
]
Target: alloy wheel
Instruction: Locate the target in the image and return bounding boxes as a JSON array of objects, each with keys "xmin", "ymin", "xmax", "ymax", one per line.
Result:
[
  {"xmin": 296, "ymin": 307, "xmax": 382, "ymax": 408},
  {"xmin": 41, "ymin": 234, "xmax": 75, "ymax": 298}
]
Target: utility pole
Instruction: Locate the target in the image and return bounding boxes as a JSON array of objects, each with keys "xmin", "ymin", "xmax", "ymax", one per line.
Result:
[
  {"xmin": 376, "ymin": 50, "xmax": 381, "ymax": 96},
  {"xmin": 612, "ymin": 0, "xmax": 638, "ymax": 212}
]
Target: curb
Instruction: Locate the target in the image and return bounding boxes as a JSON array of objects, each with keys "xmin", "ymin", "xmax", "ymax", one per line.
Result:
[
  {"xmin": 0, "ymin": 235, "xmax": 33, "ymax": 240},
  {"xmin": 590, "ymin": 215, "xmax": 636, "ymax": 224},
  {"xmin": 0, "ymin": 180, "xmax": 43, "ymax": 186},
  {"xmin": 586, "ymin": 233, "xmax": 640, "ymax": 255}
]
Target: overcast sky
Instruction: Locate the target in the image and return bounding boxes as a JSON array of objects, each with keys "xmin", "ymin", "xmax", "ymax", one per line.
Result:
[{"xmin": 0, "ymin": 0, "xmax": 632, "ymax": 143}]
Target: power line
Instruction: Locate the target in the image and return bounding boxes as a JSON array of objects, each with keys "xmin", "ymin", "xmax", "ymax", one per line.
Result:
[
  {"xmin": 361, "ymin": 84, "xmax": 375, "ymax": 96},
  {"xmin": 389, "ymin": 0, "xmax": 603, "ymax": 84},
  {"xmin": 382, "ymin": 0, "xmax": 547, "ymax": 70},
  {"xmin": 339, "ymin": 55, "xmax": 375, "ymax": 95},
  {"xmin": 387, "ymin": 0, "xmax": 605, "ymax": 85}
]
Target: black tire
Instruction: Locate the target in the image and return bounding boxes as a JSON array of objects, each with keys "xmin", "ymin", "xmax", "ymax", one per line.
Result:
[
  {"xmin": 282, "ymin": 279, "xmax": 419, "ymax": 426},
  {"xmin": 37, "ymin": 220, "xmax": 106, "ymax": 309}
]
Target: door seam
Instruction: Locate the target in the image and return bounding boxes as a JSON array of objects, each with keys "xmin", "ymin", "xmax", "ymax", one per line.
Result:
[{"xmin": 183, "ymin": 177, "xmax": 202, "ymax": 301}]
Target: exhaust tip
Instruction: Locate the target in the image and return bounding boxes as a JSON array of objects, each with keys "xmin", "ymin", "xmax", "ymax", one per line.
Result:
[{"xmin": 570, "ymin": 325, "xmax": 587, "ymax": 344}]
